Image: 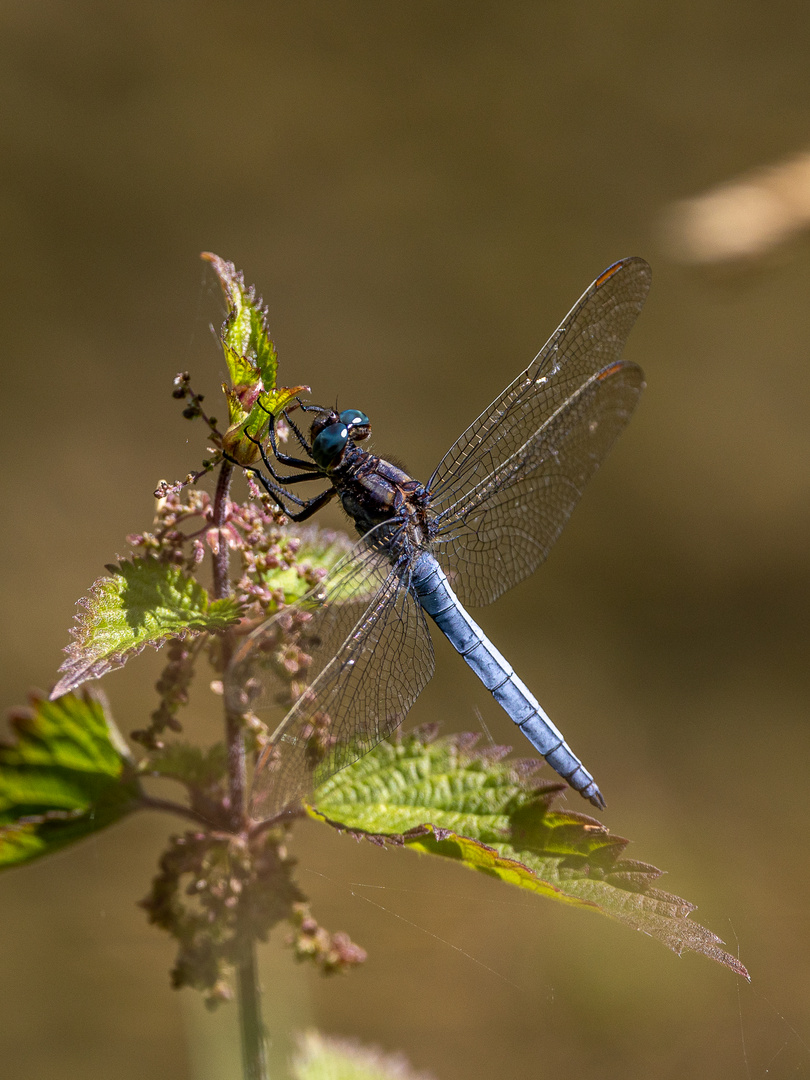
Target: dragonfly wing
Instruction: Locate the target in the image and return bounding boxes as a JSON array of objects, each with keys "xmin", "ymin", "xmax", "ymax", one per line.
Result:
[
  {"xmin": 428, "ymin": 257, "xmax": 649, "ymax": 606},
  {"xmin": 226, "ymin": 535, "xmax": 435, "ymax": 822}
]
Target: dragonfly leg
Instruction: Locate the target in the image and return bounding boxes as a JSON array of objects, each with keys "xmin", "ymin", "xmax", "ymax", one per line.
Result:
[
  {"xmin": 275, "ymin": 398, "xmax": 339, "ymax": 462},
  {"xmin": 221, "ymin": 448, "xmax": 322, "ymax": 508},
  {"xmin": 267, "ymin": 413, "xmax": 315, "ymax": 468},
  {"xmin": 249, "ymin": 397, "xmax": 318, "ymax": 469},
  {"xmin": 249, "ymin": 468, "xmax": 338, "ymax": 521},
  {"xmin": 241, "ymin": 422, "xmax": 320, "ymax": 481}
]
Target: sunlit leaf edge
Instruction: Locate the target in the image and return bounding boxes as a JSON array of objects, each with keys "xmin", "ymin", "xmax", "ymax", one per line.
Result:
[
  {"xmin": 0, "ymin": 690, "xmax": 141, "ymax": 870},
  {"xmin": 51, "ymin": 556, "xmax": 242, "ymax": 697},
  {"xmin": 307, "ymin": 730, "xmax": 749, "ymax": 980}
]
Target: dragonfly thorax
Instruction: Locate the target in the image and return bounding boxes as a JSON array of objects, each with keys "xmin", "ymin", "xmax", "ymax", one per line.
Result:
[{"xmin": 330, "ymin": 450, "xmax": 432, "ymax": 550}]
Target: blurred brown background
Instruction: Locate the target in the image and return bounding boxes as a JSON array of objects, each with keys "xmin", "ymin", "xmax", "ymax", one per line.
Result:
[{"xmin": 1, "ymin": 3, "xmax": 809, "ymax": 1078}]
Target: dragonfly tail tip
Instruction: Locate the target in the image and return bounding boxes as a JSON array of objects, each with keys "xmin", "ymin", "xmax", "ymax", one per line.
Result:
[{"xmin": 587, "ymin": 787, "xmax": 607, "ymax": 811}]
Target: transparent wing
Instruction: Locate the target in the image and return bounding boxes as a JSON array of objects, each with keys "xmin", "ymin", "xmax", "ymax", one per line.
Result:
[
  {"xmin": 225, "ymin": 533, "xmax": 435, "ymax": 822},
  {"xmin": 428, "ymin": 257, "xmax": 650, "ymax": 607}
]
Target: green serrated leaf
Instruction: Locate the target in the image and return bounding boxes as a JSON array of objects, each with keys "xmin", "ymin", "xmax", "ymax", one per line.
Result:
[
  {"xmin": 225, "ymin": 386, "xmax": 309, "ymax": 467},
  {"xmin": 310, "ymin": 730, "xmax": 749, "ymax": 980},
  {"xmin": 260, "ymin": 386, "xmax": 305, "ymax": 417},
  {"xmin": 223, "ymin": 344, "xmax": 264, "ymax": 395},
  {"xmin": 51, "ymin": 557, "xmax": 242, "ymax": 697},
  {"xmin": 0, "ymin": 691, "xmax": 141, "ymax": 869},
  {"xmin": 203, "ymin": 252, "xmax": 310, "ymax": 466},
  {"xmin": 293, "ymin": 1031, "xmax": 435, "ymax": 1080},
  {"xmin": 202, "ymin": 252, "xmax": 279, "ymax": 388}
]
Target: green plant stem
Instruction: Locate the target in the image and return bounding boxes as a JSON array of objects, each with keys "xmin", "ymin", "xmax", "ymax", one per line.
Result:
[
  {"xmin": 236, "ymin": 934, "xmax": 268, "ymax": 1080},
  {"xmin": 212, "ymin": 459, "xmax": 268, "ymax": 1080}
]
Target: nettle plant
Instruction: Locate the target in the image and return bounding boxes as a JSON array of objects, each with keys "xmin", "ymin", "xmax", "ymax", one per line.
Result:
[{"xmin": 1, "ymin": 255, "xmax": 748, "ymax": 1080}]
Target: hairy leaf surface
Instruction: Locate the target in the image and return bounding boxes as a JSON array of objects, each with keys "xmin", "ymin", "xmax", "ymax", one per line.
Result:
[
  {"xmin": 51, "ymin": 557, "xmax": 241, "ymax": 697},
  {"xmin": 310, "ymin": 729, "xmax": 749, "ymax": 979},
  {"xmin": 0, "ymin": 691, "xmax": 140, "ymax": 869}
]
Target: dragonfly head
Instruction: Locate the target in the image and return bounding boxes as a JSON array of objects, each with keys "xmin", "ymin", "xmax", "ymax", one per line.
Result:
[
  {"xmin": 338, "ymin": 409, "xmax": 371, "ymax": 442},
  {"xmin": 310, "ymin": 408, "xmax": 371, "ymax": 470}
]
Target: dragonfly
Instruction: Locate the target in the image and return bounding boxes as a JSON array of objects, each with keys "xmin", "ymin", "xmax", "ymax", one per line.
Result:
[{"xmin": 225, "ymin": 256, "xmax": 650, "ymax": 822}]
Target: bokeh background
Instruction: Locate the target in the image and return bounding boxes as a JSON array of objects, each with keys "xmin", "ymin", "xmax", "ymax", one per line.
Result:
[{"xmin": 1, "ymin": 3, "xmax": 809, "ymax": 1078}]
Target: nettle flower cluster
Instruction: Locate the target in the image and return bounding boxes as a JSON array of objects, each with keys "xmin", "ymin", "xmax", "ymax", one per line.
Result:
[{"xmin": 127, "ymin": 483, "xmax": 347, "ymax": 752}]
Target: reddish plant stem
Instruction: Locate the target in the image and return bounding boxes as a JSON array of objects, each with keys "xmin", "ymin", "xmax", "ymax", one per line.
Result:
[
  {"xmin": 212, "ymin": 460, "xmax": 234, "ymax": 602},
  {"xmin": 211, "ymin": 459, "xmax": 268, "ymax": 1080},
  {"xmin": 211, "ymin": 461, "xmax": 247, "ymax": 830}
]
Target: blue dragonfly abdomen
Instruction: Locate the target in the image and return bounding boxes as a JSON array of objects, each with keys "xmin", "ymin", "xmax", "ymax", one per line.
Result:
[{"xmin": 410, "ymin": 551, "xmax": 604, "ymax": 807}]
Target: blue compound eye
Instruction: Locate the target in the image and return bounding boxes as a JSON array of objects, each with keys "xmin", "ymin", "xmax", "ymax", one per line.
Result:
[
  {"xmin": 339, "ymin": 409, "xmax": 370, "ymax": 441},
  {"xmin": 339, "ymin": 409, "xmax": 369, "ymax": 429},
  {"xmin": 311, "ymin": 423, "xmax": 349, "ymax": 469}
]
